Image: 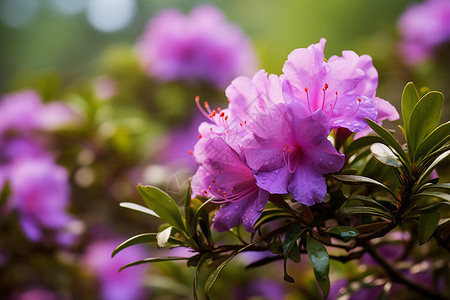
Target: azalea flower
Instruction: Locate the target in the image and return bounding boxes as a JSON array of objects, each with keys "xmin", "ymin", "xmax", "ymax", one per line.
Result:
[
  {"xmin": 138, "ymin": 4, "xmax": 257, "ymax": 88},
  {"xmin": 282, "ymin": 38, "xmax": 385, "ymax": 133},
  {"xmin": 242, "ymin": 102, "xmax": 344, "ymax": 205},
  {"xmin": 398, "ymin": 0, "xmax": 450, "ymax": 65},
  {"xmin": 191, "ymin": 136, "xmax": 269, "ymax": 232}
]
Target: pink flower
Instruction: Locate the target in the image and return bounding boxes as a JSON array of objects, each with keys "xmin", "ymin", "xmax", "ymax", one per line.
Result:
[
  {"xmin": 138, "ymin": 5, "xmax": 257, "ymax": 88},
  {"xmin": 282, "ymin": 38, "xmax": 385, "ymax": 133},
  {"xmin": 398, "ymin": 0, "xmax": 450, "ymax": 65}
]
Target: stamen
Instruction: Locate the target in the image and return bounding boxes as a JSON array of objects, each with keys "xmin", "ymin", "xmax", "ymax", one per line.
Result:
[
  {"xmin": 305, "ymin": 87, "xmax": 311, "ymax": 113},
  {"xmin": 348, "ymin": 97, "xmax": 362, "ymax": 118},
  {"xmin": 188, "ymin": 150, "xmax": 193, "ymax": 155},
  {"xmin": 329, "ymin": 91, "xmax": 339, "ymax": 117},
  {"xmin": 321, "ymin": 83, "xmax": 329, "ymax": 110},
  {"xmin": 282, "ymin": 143, "xmax": 299, "ymax": 173},
  {"xmin": 198, "ymin": 134, "xmax": 202, "ymax": 139}
]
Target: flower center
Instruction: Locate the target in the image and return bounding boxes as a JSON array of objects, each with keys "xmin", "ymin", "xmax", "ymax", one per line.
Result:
[
  {"xmin": 282, "ymin": 143, "xmax": 300, "ymax": 173},
  {"xmin": 204, "ymin": 180, "xmax": 257, "ymax": 203}
]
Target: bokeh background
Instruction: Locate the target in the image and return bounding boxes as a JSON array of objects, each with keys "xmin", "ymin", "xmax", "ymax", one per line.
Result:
[{"xmin": 0, "ymin": 0, "xmax": 449, "ymax": 299}]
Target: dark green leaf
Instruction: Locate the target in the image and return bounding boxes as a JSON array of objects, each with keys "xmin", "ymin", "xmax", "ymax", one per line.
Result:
[
  {"xmin": 184, "ymin": 180, "xmax": 193, "ymax": 233},
  {"xmin": 401, "ymin": 82, "xmax": 419, "ymax": 133},
  {"xmin": 119, "ymin": 257, "xmax": 189, "ymax": 272},
  {"xmin": 370, "ymin": 143, "xmax": 402, "ymax": 168},
  {"xmin": 345, "ymin": 135, "xmax": 384, "ymax": 156},
  {"xmin": 269, "ymin": 235, "xmax": 283, "ymax": 254},
  {"xmin": 414, "ymin": 191, "xmax": 450, "ymax": 202},
  {"xmin": 344, "ymin": 196, "xmax": 395, "ymax": 218},
  {"xmin": 366, "ymin": 118, "xmax": 410, "ymax": 169},
  {"xmin": 137, "ymin": 184, "xmax": 186, "ymax": 233},
  {"xmin": 415, "ymin": 121, "xmax": 450, "ymax": 161},
  {"xmin": 418, "ymin": 211, "xmax": 440, "ymax": 245},
  {"xmin": 418, "ymin": 150, "xmax": 450, "ymax": 185},
  {"xmin": 306, "ymin": 237, "xmax": 329, "ymax": 281},
  {"xmin": 332, "ymin": 174, "xmax": 398, "ymax": 200},
  {"xmin": 194, "ymin": 253, "xmax": 210, "ymax": 300},
  {"xmin": 283, "ymin": 223, "xmax": 307, "ymax": 281},
  {"xmin": 408, "ymin": 91, "xmax": 444, "ymax": 157},
  {"xmin": 112, "ymin": 233, "xmax": 183, "ymax": 257},
  {"xmin": 339, "ymin": 206, "xmax": 395, "ymax": 222},
  {"xmin": 317, "ymin": 277, "xmax": 330, "ymax": 299},
  {"xmin": 429, "ymin": 183, "xmax": 450, "ymax": 190},
  {"xmin": 0, "ymin": 181, "xmax": 10, "ymax": 208},
  {"xmin": 190, "ymin": 197, "xmax": 214, "ymax": 237},
  {"xmin": 119, "ymin": 202, "xmax": 159, "ymax": 218},
  {"xmin": 327, "ymin": 226, "xmax": 359, "ymax": 242}
]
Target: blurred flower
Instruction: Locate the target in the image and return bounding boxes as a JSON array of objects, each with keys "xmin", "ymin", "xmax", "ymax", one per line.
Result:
[
  {"xmin": 233, "ymin": 278, "xmax": 286, "ymax": 300},
  {"xmin": 12, "ymin": 287, "xmax": 58, "ymax": 300},
  {"xmin": 0, "ymin": 90, "xmax": 79, "ymax": 136},
  {"xmin": 6, "ymin": 159, "xmax": 76, "ymax": 244},
  {"xmin": 83, "ymin": 239, "xmax": 148, "ymax": 300},
  {"xmin": 398, "ymin": 0, "xmax": 450, "ymax": 65},
  {"xmin": 138, "ymin": 4, "xmax": 257, "ymax": 88}
]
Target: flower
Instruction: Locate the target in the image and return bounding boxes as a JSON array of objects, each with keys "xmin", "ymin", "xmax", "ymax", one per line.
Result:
[
  {"xmin": 138, "ymin": 4, "xmax": 257, "ymax": 88},
  {"xmin": 191, "ymin": 136, "xmax": 269, "ymax": 232},
  {"xmin": 7, "ymin": 159, "xmax": 75, "ymax": 244},
  {"xmin": 398, "ymin": 0, "xmax": 450, "ymax": 65},
  {"xmin": 242, "ymin": 102, "xmax": 344, "ymax": 205},
  {"xmin": 282, "ymin": 38, "xmax": 385, "ymax": 133},
  {"xmin": 83, "ymin": 239, "xmax": 148, "ymax": 300}
]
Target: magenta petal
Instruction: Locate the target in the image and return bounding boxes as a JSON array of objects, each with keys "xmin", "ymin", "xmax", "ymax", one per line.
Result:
[
  {"xmin": 253, "ymin": 167, "xmax": 290, "ymax": 194},
  {"xmin": 212, "ymin": 200, "xmax": 250, "ymax": 232},
  {"xmin": 288, "ymin": 165, "xmax": 327, "ymax": 206},
  {"xmin": 20, "ymin": 217, "xmax": 42, "ymax": 241},
  {"xmin": 373, "ymin": 97, "xmax": 399, "ymax": 122},
  {"xmin": 241, "ymin": 189, "xmax": 270, "ymax": 232},
  {"xmin": 328, "ymin": 95, "xmax": 378, "ymax": 132}
]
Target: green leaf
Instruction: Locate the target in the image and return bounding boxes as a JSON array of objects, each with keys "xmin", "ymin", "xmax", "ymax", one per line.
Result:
[
  {"xmin": 194, "ymin": 253, "xmax": 211, "ymax": 300},
  {"xmin": 332, "ymin": 174, "xmax": 399, "ymax": 201},
  {"xmin": 0, "ymin": 181, "xmax": 10, "ymax": 208},
  {"xmin": 401, "ymin": 82, "xmax": 419, "ymax": 133},
  {"xmin": 345, "ymin": 135, "xmax": 384, "ymax": 156},
  {"xmin": 408, "ymin": 91, "xmax": 444, "ymax": 158},
  {"xmin": 269, "ymin": 235, "xmax": 283, "ymax": 254},
  {"xmin": 339, "ymin": 206, "xmax": 395, "ymax": 222},
  {"xmin": 327, "ymin": 226, "xmax": 359, "ymax": 242},
  {"xmin": 418, "ymin": 211, "xmax": 440, "ymax": 245},
  {"xmin": 157, "ymin": 226, "xmax": 173, "ymax": 248},
  {"xmin": 283, "ymin": 223, "xmax": 307, "ymax": 282},
  {"xmin": 184, "ymin": 180, "xmax": 193, "ymax": 231},
  {"xmin": 190, "ymin": 197, "xmax": 214, "ymax": 237},
  {"xmin": 415, "ymin": 121, "xmax": 450, "ymax": 161},
  {"xmin": 414, "ymin": 191, "xmax": 450, "ymax": 202},
  {"xmin": 119, "ymin": 257, "xmax": 189, "ymax": 272},
  {"xmin": 306, "ymin": 237, "xmax": 329, "ymax": 281},
  {"xmin": 370, "ymin": 143, "xmax": 402, "ymax": 168},
  {"xmin": 112, "ymin": 233, "xmax": 183, "ymax": 257},
  {"xmin": 366, "ymin": 118, "xmax": 410, "ymax": 169},
  {"xmin": 137, "ymin": 184, "xmax": 186, "ymax": 233},
  {"xmin": 418, "ymin": 150, "xmax": 450, "ymax": 185},
  {"xmin": 317, "ymin": 277, "xmax": 330, "ymax": 299},
  {"xmin": 119, "ymin": 202, "xmax": 160, "ymax": 218},
  {"xmin": 429, "ymin": 183, "xmax": 450, "ymax": 190}
]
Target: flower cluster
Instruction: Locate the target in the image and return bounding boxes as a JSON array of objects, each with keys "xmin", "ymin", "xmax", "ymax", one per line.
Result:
[
  {"xmin": 0, "ymin": 90, "xmax": 78, "ymax": 244},
  {"xmin": 138, "ymin": 4, "xmax": 257, "ymax": 88},
  {"xmin": 191, "ymin": 39, "xmax": 398, "ymax": 233},
  {"xmin": 398, "ymin": 0, "xmax": 450, "ymax": 65}
]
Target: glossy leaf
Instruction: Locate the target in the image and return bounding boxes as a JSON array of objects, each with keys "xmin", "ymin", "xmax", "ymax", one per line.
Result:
[
  {"xmin": 370, "ymin": 143, "xmax": 402, "ymax": 168},
  {"xmin": 137, "ymin": 184, "xmax": 186, "ymax": 233},
  {"xmin": 194, "ymin": 253, "xmax": 211, "ymax": 300},
  {"xmin": 306, "ymin": 237, "xmax": 329, "ymax": 281},
  {"xmin": 317, "ymin": 277, "xmax": 330, "ymax": 299},
  {"xmin": 332, "ymin": 174, "xmax": 398, "ymax": 200},
  {"xmin": 418, "ymin": 150, "xmax": 450, "ymax": 185},
  {"xmin": 415, "ymin": 121, "xmax": 450, "ymax": 161},
  {"xmin": 414, "ymin": 191, "xmax": 450, "ymax": 202},
  {"xmin": 157, "ymin": 226, "xmax": 173, "ymax": 248},
  {"xmin": 184, "ymin": 180, "xmax": 193, "ymax": 232},
  {"xmin": 269, "ymin": 235, "xmax": 283, "ymax": 254},
  {"xmin": 419, "ymin": 211, "xmax": 440, "ymax": 245},
  {"xmin": 408, "ymin": 91, "xmax": 444, "ymax": 157},
  {"xmin": 112, "ymin": 233, "xmax": 183, "ymax": 257},
  {"xmin": 366, "ymin": 118, "xmax": 410, "ymax": 169},
  {"xmin": 119, "ymin": 257, "xmax": 189, "ymax": 272},
  {"xmin": 283, "ymin": 222, "xmax": 305, "ymax": 263},
  {"xmin": 401, "ymin": 82, "xmax": 420, "ymax": 133},
  {"xmin": 327, "ymin": 226, "xmax": 359, "ymax": 242},
  {"xmin": 339, "ymin": 206, "xmax": 395, "ymax": 222},
  {"xmin": 119, "ymin": 202, "xmax": 159, "ymax": 218},
  {"xmin": 345, "ymin": 135, "xmax": 384, "ymax": 156}
]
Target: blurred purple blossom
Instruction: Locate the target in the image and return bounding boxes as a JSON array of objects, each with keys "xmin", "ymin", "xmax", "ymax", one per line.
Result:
[
  {"xmin": 83, "ymin": 239, "xmax": 148, "ymax": 300},
  {"xmin": 398, "ymin": 0, "xmax": 450, "ymax": 65},
  {"xmin": 12, "ymin": 287, "xmax": 59, "ymax": 300},
  {"xmin": 138, "ymin": 4, "xmax": 257, "ymax": 88},
  {"xmin": 233, "ymin": 278, "xmax": 286, "ymax": 300}
]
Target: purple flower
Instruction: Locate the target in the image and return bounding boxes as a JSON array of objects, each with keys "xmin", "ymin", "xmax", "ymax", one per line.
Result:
[
  {"xmin": 233, "ymin": 278, "xmax": 286, "ymax": 300},
  {"xmin": 282, "ymin": 38, "xmax": 384, "ymax": 133},
  {"xmin": 7, "ymin": 159, "xmax": 74, "ymax": 243},
  {"xmin": 398, "ymin": 0, "xmax": 450, "ymax": 65},
  {"xmin": 83, "ymin": 239, "xmax": 148, "ymax": 300},
  {"xmin": 138, "ymin": 4, "xmax": 257, "ymax": 88},
  {"xmin": 242, "ymin": 102, "xmax": 344, "ymax": 205},
  {"xmin": 12, "ymin": 287, "xmax": 58, "ymax": 300},
  {"xmin": 191, "ymin": 136, "xmax": 269, "ymax": 232}
]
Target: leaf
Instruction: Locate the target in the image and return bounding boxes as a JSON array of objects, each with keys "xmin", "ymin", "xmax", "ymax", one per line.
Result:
[
  {"xmin": 429, "ymin": 183, "xmax": 450, "ymax": 190},
  {"xmin": 269, "ymin": 234, "xmax": 283, "ymax": 254},
  {"xmin": 345, "ymin": 135, "xmax": 384, "ymax": 156},
  {"xmin": 190, "ymin": 197, "xmax": 214, "ymax": 237},
  {"xmin": 112, "ymin": 233, "xmax": 183, "ymax": 257},
  {"xmin": 317, "ymin": 277, "xmax": 330, "ymax": 299},
  {"xmin": 408, "ymin": 91, "xmax": 444, "ymax": 158},
  {"xmin": 327, "ymin": 226, "xmax": 359, "ymax": 242},
  {"xmin": 119, "ymin": 257, "xmax": 189, "ymax": 272},
  {"xmin": 157, "ymin": 226, "xmax": 173, "ymax": 248},
  {"xmin": 137, "ymin": 184, "xmax": 186, "ymax": 233},
  {"xmin": 306, "ymin": 237, "xmax": 329, "ymax": 281},
  {"xmin": 401, "ymin": 82, "xmax": 419, "ymax": 134},
  {"xmin": 184, "ymin": 180, "xmax": 193, "ymax": 231},
  {"xmin": 119, "ymin": 202, "xmax": 160, "ymax": 218},
  {"xmin": 339, "ymin": 206, "xmax": 395, "ymax": 222},
  {"xmin": 0, "ymin": 181, "xmax": 10, "ymax": 208},
  {"xmin": 418, "ymin": 150, "xmax": 450, "ymax": 185},
  {"xmin": 194, "ymin": 253, "xmax": 211, "ymax": 300},
  {"xmin": 414, "ymin": 191, "xmax": 450, "ymax": 202},
  {"xmin": 370, "ymin": 143, "xmax": 402, "ymax": 168},
  {"xmin": 366, "ymin": 118, "xmax": 410, "ymax": 169},
  {"xmin": 282, "ymin": 223, "xmax": 307, "ymax": 282},
  {"xmin": 415, "ymin": 121, "xmax": 450, "ymax": 161},
  {"xmin": 332, "ymin": 174, "xmax": 398, "ymax": 201},
  {"xmin": 418, "ymin": 211, "xmax": 440, "ymax": 245}
]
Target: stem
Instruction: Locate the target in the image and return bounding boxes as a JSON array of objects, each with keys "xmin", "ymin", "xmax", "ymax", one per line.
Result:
[{"xmin": 364, "ymin": 242, "xmax": 447, "ymax": 300}]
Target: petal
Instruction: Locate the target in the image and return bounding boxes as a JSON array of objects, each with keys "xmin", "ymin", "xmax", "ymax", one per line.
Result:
[
  {"xmin": 20, "ymin": 216, "xmax": 42, "ymax": 241},
  {"xmin": 241, "ymin": 189, "xmax": 270, "ymax": 232},
  {"xmin": 253, "ymin": 167, "xmax": 290, "ymax": 194},
  {"xmin": 212, "ymin": 198, "xmax": 251, "ymax": 232},
  {"xmin": 288, "ymin": 164, "xmax": 327, "ymax": 206},
  {"xmin": 373, "ymin": 97, "xmax": 399, "ymax": 122},
  {"xmin": 306, "ymin": 138, "xmax": 345, "ymax": 174}
]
